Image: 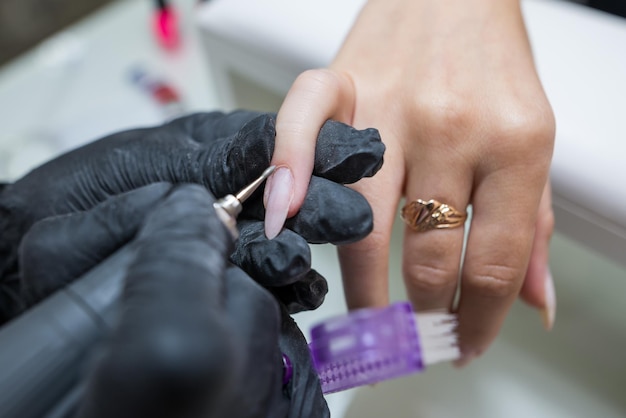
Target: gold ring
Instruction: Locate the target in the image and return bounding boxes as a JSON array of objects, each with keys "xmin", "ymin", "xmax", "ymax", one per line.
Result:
[{"xmin": 401, "ymin": 199, "xmax": 467, "ymax": 232}]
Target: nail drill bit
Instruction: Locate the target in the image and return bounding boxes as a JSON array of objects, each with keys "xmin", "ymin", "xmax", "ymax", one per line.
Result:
[{"xmin": 213, "ymin": 165, "xmax": 276, "ymax": 238}]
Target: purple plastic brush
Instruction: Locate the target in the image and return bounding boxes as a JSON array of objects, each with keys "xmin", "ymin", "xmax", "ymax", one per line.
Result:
[{"xmin": 308, "ymin": 302, "xmax": 459, "ymax": 394}]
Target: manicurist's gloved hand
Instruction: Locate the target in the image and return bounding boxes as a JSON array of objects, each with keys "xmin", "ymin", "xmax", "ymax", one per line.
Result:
[
  {"xmin": 20, "ymin": 184, "xmax": 327, "ymax": 418},
  {"xmin": 0, "ymin": 111, "xmax": 384, "ymax": 322}
]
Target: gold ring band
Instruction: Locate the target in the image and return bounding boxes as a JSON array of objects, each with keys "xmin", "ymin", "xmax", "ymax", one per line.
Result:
[{"xmin": 401, "ymin": 199, "xmax": 467, "ymax": 232}]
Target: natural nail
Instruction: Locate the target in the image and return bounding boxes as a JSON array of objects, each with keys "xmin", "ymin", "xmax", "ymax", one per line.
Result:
[
  {"xmin": 264, "ymin": 167, "xmax": 294, "ymax": 239},
  {"xmin": 541, "ymin": 270, "xmax": 557, "ymax": 331}
]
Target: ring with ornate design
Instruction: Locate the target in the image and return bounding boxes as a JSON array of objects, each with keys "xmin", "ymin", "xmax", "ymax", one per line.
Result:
[{"xmin": 401, "ymin": 199, "xmax": 467, "ymax": 232}]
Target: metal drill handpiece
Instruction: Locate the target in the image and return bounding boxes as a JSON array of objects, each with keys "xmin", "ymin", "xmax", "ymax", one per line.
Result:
[{"xmin": 213, "ymin": 165, "xmax": 276, "ymax": 238}]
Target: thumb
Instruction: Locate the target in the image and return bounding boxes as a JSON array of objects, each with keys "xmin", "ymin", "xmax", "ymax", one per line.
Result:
[{"xmin": 19, "ymin": 183, "xmax": 173, "ymax": 304}]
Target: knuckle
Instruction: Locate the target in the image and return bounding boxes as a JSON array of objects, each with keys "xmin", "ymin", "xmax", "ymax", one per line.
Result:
[
  {"xmin": 294, "ymin": 69, "xmax": 345, "ymax": 96},
  {"xmin": 412, "ymin": 92, "xmax": 474, "ymax": 135},
  {"xmin": 409, "ymin": 92, "xmax": 556, "ymax": 164},
  {"xmin": 403, "ymin": 261, "xmax": 458, "ymax": 294},
  {"xmin": 484, "ymin": 101, "xmax": 556, "ymax": 163},
  {"xmin": 494, "ymin": 106, "xmax": 555, "ymax": 148},
  {"xmin": 465, "ymin": 263, "xmax": 521, "ymax": 299}
]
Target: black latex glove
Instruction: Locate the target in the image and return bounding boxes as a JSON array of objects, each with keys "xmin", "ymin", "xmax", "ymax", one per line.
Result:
[
  {"xmin": 20, "ymin": 184, "xmax": 328, "ymax": 418},
  {"xmin": 0, "ymin": 111, "xmax": 384, "ymax": 322}
]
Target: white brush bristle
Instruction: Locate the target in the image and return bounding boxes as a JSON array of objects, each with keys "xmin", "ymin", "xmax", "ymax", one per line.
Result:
[{"xmin": 414, "ymin": 311, "xmax": 460, "ymax": 365}]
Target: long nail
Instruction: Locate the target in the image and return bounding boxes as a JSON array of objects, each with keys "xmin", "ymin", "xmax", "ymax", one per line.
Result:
[
  {"xmin": 264, "ymin": 167, "xmax": 294, "ymax": 239},
  {"xmin": 541, "ymin": 270, "xmax": 557, "ymax": 331}
]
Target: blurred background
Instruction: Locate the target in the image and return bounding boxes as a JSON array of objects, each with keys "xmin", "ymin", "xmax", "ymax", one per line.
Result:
[
  {"xmin": 1, "ymin": 0, "xmax": 625, "ymax": 67},
  {"xmin": 0, "ymin": 0, "xmax": 116, "ymax": 66},
  {"xmin": 0, "ymin": 1, "xmax": 625, "ymax": 417}
]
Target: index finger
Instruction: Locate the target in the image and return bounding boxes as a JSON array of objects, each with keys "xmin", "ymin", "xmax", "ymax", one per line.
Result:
[{"xmin": 265, "ymin": 69, "xmax": 355, "ymax": 238}]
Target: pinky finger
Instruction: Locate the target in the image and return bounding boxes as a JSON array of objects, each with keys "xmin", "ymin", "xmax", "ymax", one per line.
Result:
[{"xmin": 519, "ymin": 181, "xmax": 557, "ymax": 330}]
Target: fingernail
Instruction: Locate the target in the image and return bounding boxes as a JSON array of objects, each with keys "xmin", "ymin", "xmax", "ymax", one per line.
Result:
[
  {"xmin": 264, "ymin": 167, "xmax": 294, "ymax": 239},
  {"xmin": 541, "ymin": 270, "xmax": 557, "ymax": 331}
]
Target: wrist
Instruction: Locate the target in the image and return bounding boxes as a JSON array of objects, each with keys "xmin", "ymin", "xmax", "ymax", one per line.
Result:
[
  {"xmin": 360, "ymin": 0, "xmax": 525, "ymax": 36},
  {"xmin": 334, "ymin": 0, "xmax": 535, "ymax": 78},
  {"xmin": 366, "ymin": 0, "xmax": 521, "ymax": 15}
]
